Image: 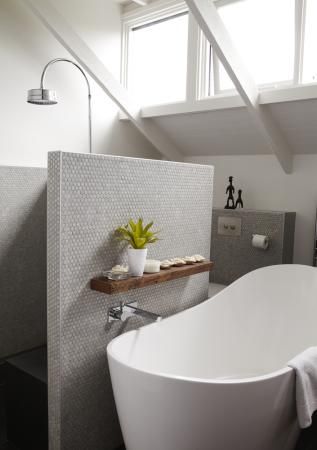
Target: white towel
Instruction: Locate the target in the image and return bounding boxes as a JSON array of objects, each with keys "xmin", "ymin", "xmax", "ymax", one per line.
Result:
[{"xmin": 288, "ymin": 347, "xmax": 317, "ymax": 428}]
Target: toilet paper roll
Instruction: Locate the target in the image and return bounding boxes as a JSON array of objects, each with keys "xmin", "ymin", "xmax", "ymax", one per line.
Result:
[{"xmin": 252, "ymin": 234, "xmax": 269, "ymax": 250}]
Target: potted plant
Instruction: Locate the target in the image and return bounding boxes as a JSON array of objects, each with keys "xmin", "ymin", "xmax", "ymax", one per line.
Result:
[{"xmin": 116, "ymin": 218, "xmax": 160, "ymax": 277}]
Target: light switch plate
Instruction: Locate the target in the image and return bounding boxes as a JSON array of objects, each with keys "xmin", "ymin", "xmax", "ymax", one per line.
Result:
[{"xmin": 218, "ymin": 216, "xmax": 242, "ymax": 236}]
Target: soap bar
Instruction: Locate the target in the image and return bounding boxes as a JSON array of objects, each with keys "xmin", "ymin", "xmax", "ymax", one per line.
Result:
[
  {"xmin": 144, "ymin": 259, "xmax": 161, "ymax": 273},
  {"xmin": 111, "ymin": 264, "xmax": 129, "ymax": 274}
]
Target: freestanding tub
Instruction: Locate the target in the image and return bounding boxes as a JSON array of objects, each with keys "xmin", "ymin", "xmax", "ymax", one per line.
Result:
[{"xmin": 107, "ymin": 265, "xmax": 317, "ymax": 450}]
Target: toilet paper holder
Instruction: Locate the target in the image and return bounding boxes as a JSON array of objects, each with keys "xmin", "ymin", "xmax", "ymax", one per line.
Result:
[{"xmin": 252, "ymin": 234, "xmax": 269, "ymax": 250}]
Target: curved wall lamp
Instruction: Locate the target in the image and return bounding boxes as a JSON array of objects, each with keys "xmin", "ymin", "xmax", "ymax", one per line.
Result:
[{"xmin": 27, "ymin": 58, "xmax": 92, "ymax": 154}]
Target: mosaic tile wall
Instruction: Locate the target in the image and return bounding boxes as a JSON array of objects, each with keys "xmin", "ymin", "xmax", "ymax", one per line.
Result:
[
  {"xmin": 47, "ymin": 152, "xmax": 214, "ymax": 450},
  {"xmin": 211, "ymin": 208, "xmax": 296, "ymax": 285},
  {"xmin": 0, "ymin": 166, "xmax": 47, "ymax": 359}
]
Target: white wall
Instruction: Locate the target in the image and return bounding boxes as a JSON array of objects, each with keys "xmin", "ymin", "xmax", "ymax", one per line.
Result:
[
  {"xmin": 0, "ymin": 0, "xmax": 159, "ymax": 167},
  {"xmin": 185, "ymin": 154, "xmax": 317, "ymax": 266}
]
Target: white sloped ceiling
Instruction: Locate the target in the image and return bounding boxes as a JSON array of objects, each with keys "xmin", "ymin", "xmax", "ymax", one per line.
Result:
[{"xmin": 151, "ymin": 98, "xmax": 317, "ymax": 156}]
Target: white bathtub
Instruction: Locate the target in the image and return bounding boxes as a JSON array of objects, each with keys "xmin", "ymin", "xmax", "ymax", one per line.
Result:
[{"xmin": 107, "ymin": 265, "xmax": 317, "ymax": 450}]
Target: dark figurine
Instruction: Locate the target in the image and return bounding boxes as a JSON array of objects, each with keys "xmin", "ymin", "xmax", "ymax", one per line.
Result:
[
  {"xmin": 225, "ymin": 176, "xmax": 235, "ymax": 209},
  {"xmin": 235, "ymin": 189, "xmax": 243, "ymax": 209}
]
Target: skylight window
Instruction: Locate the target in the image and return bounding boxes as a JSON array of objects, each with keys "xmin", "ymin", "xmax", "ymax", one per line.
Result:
[
  {"xmin": 302, "ymin": 0, "xmax": 317, "ymax": 83},
  {"xmin": 212, "ymin": 0, "xmax": 296, "ymax": 93},
  {"xmin": 122, "ymin": 0, "xmax": 317, "ymax": 108},
  {"xmin": 127, "ymin": 12, "xmax": 189, "ymax": 106}
]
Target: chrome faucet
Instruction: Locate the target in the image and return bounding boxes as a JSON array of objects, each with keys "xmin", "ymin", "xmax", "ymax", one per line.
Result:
[{"xmin": 108, "ymin": 302, "xmax": 162, "ymax": 323}]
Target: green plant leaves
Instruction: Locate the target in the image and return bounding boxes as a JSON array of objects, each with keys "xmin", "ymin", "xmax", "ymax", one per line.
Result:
[
  {"xmin": 115, "ymin": 218, "xmax": 160, "ymax": 249},
  {"xmin": 134, "ymin": 237, "xmax": 147, "ymax": 249},
  {"xmin": 143, "ymin": 221, "xmax": 153, "ymax": 233},
  {"xmin": 128, "ymin": 219, "xmax": 136, "ymax": 232}
]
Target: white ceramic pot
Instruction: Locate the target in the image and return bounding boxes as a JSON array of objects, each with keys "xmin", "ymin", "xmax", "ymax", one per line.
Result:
[{"xmin": 128, "ymin": 248, "xmax": 148, "ymax": 277}]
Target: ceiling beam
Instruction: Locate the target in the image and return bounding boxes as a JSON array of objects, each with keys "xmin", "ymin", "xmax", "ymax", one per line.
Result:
[
  {"xmin": 22, "ymin": 0, "xmax": 183, "ymax": 162},
  {"xmin": 131, "ymin": 0, "xmax": 148, "ymax": 5},
  {"xmin": 185, "ymin": 0, "xmax": 293, "ymax": 173}
]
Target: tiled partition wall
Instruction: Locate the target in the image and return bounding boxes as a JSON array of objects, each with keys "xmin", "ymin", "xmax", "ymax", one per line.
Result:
[
  {"xmin": 211, "ymin": 208, "xmax": 296, "ymax": 285},
  {"xmin": 0, "ymin": 166, "xmax": 47, "ymax": 359},
  {"xmin": 47, "ymin": 152, "xmax": 214, "ymax": 450}
]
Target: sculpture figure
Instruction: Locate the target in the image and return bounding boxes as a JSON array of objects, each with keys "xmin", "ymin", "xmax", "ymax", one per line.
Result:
[
  {"xmin": 235, "ymin": 189, "xmax": 244, "ymax": 209},
  {"xmin": 225, "ymin": 176, "xmax": 235, "ymax": 209}
]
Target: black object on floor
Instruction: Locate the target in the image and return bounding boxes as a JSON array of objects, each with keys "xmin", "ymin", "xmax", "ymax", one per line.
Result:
[
  {"xmin": 295, "ymin": 411, "xmax": 317, "ymax": 450},
  {"xmin": 4, "ymin": 346, "xmax": 48, "ymax": 450}
]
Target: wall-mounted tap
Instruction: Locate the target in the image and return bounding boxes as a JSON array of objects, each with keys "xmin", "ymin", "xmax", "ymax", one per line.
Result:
[{"xmin": 108, "ymin": 302, "xmax": 162, "ymax": 323}]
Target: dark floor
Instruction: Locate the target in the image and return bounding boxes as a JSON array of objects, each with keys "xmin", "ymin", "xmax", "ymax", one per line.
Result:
[
  {"xmin": 0, "ymin": 444, "xmax": 19, "ymax": 450},
  {"xmin": 296, "ymin": 411, "xmax": 317, "ymax": 450},
  {"xmin": 0, "ymin": 347, "xmax": 48, "ymax": 450},
  {"xmin": 0, "ymin": 363, "xmax": 7, "ymax": 449}
]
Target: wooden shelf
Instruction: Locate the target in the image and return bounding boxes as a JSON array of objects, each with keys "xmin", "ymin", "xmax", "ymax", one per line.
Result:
[{"xmin": 90, "ymin": 261, "xmax": 214, "ymax": 295}]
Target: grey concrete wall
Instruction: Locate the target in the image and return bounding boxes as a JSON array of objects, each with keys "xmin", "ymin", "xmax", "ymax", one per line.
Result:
[
  {"xmin": 211, "ymin": 208, "xmax": 296, "ymax": 285},
  {"xmin": 0, "ymin": 166, "xmax": 47, "ymax": 359},
  {"xmin": 47, "ymin": 152, "xmax": 214, "ymax": 450}
]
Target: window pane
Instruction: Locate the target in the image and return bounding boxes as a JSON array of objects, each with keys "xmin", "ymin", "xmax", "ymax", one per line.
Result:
[
  {"xmin": 303, "ymin": 0, "xmax": 317, "ymax": 83},
  {"xmin": 216, "ymin": 0, "xmax": 295, "ymax": 91},
  {"xmin": 128, "ymin": 12, "xmax": 188, "ymax": 106}
]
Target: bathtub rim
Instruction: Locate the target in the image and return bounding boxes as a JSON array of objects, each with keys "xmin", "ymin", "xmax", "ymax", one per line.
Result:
[
  {"xmin": 107, "ymin": 344, "xmax": 293, "ymax": 385},
  {"xmin": 107, "ymin": 264, "xmax": 315, "ymax": 385}
]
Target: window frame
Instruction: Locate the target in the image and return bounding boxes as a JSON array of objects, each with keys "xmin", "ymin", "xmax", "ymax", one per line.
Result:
[
  {"xmin": 199, "ymin": 0, "xmax": 307, "ymax": 98},
  {"xmin": 121, "ymin": 0, "xmax": 310, "ymax": 107},
  {"xmin": 121, "ymin": 0, "xmax": 190, "ymax": 104}
]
